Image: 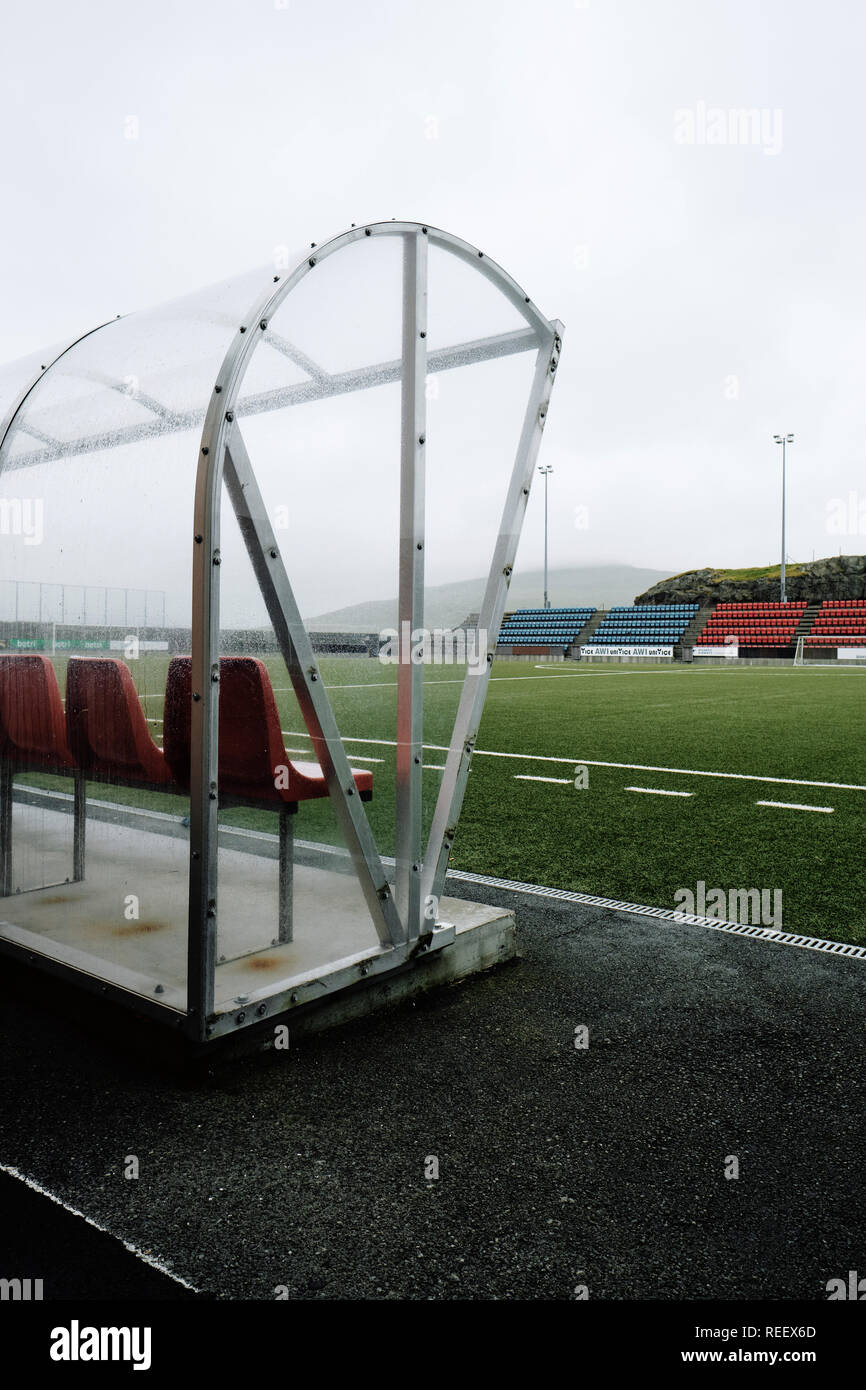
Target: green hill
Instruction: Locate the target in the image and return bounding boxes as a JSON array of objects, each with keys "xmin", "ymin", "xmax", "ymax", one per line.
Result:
[{"xmin": 636, "ymin": 555, "xmax": 866, "ymax": 605}]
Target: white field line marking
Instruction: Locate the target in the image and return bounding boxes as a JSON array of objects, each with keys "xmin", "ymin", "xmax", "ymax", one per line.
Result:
[
  {"xmin": 278, "ymin": 670, "xmax": 722, "ymax": 691},
  {"xmin": 142, "ymin": 668, "xmax": 866, "ymax": 701},
  {"xmin": 325, "ymin": 672, "xmax": 694, "ymax": 687},
  {"xmin": 463, "ymin": 750, "xmax": 866, "ymax": 793},
  {"xmin": 514, "ymin": 773, "xmax": 573, "ymax": 785},
  {"xmin": 625, "ymin": 786, "xmax": 694, "ymax": 797},
  {"xmin": 756, "ymin": 800, "xmax": 835, "ymax": 813},
  {"xmin": 142, "ymin": 667, "xmax": 866, "ymax": 698},
  {"xmin": 527, "ymin": 666, "xmax": 866, "ymax": 678},
  {"xmin": 423, "ymin": 764, "xmax": 447, "ymax": 771},
  {"xmin": 530, "ymin": 667, "xmax": 740, "ymax": 676},
  {"xmin": 276, "ymin": 665, "xmax": 866, "ymax": 692},
  {"xmin": 280, "ymin": 729, "xmax": 866, "ymax": 793},
  {"xmin": 531, "ymin": 665, "xmax": 685, "ymax": 674},
  {"xmin": 0, "ymin": 1162, "xmax": 201, "ymax": 1292}
]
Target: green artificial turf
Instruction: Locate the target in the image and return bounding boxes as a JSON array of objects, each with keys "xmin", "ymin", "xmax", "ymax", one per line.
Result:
[
  {"xmin": 453, "ymin": 661, "xmax": 865, "ymax": 944},
  {"xmin": 19, "ymin": 654, "xmax": 866, "ymax": 944}
]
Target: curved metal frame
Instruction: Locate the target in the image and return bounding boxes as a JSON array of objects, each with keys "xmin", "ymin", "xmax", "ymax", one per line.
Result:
[
  {"xmin": 0, "ymin": 221, "xmax": 561, "ymax": 1041},
  {"xmin": 189, "ymin": 220, "xmax": 560, "ymax": 1038}
]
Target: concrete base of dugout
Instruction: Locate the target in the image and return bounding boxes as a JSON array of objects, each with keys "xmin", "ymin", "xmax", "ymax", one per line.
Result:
[{"xmin": 0, "ymin": 791, "xmax": 517, "ymax": 1050}]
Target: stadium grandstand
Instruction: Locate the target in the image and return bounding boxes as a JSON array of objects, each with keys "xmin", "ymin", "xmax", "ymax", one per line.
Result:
[
  {"xmin": 496, "ymin": 606, "xmax": 596, "ymax": 651},
  {"xmin": 694, "ymin": 600, "xmax": 808, "ymax": 651},
  {"xmin": 583, "ymin": 603, "xmax": 698, "ymax": 648},
  {"xmin": 803, "ymin": 599, "xmax": 866, "ymax": 651},
  {"xmin": 493, "ymin": 596, "xmax": 866, "ymax": 661}
]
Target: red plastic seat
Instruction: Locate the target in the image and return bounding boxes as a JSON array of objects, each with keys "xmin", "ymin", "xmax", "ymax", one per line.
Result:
[
  {"xmin": 66, "ymin": 657, "xmax": 172, "ymax": 786},
  {"xmin": 163, "ymin": 656, "xmax": 373, "ymax": 804},
  {"xmin": 0, "ymin": 654, "xmax": 83, "ymax": 894},
  {"xmin": 0, "ymin": 654, "xmax": 76, "ymax": 772},
  {"xmin": 163, "ymin": 657, "xmax": 372, "ymax": 947}
]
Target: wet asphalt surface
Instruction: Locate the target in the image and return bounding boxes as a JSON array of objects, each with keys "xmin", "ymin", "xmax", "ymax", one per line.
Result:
[{"xmin": 0, "ymin": 882, "xmax": 863, "ymax": 1301}]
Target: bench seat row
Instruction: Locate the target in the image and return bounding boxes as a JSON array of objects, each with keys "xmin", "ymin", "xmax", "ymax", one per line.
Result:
[{"xmin": 0, "ymin": 655, "xmax": 373, "ymax": 940}]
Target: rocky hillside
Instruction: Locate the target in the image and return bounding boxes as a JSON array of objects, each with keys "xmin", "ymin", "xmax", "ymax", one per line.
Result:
[{"xmin": 635, "ymin": 555, "xmax": 866, "ymax": 606}]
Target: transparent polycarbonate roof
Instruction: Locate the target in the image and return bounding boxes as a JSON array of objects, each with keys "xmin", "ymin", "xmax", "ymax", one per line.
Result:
[
  {"xmin": 0, "ymin": 264, "xmax": 276, "ymax": 472},
  {"xmin": 0, "ymin": 222, "xmax": 561, "ymax": 1017},
  {"xmin": 0, "ymin": 225, "xmax": 551, "ymax": 477}
]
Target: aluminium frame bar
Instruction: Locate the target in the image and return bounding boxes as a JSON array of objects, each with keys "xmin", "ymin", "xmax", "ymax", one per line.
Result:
[
  {"xmin": 395, "ymin": 229, "xmax": 428, "ymax": 940},
  {"xmin": 421, "ymin": 323, "xmax": 563, "ymax": 912},
  {"xmin": 234, "ymin": 326, "xmax": 541, "ymax": 418}
]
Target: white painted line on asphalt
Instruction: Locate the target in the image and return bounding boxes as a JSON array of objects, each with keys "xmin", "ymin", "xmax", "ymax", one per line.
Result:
[
  {"xmin": 0, "ymin": 1162, "xmax": 202, "ymax": 1292},
  {"xmin": 625, "ymin": 786, "xmax": 694, "ymax": 797},
  {"xmin": 756, "ymin": 800, "xmax": 835, "ymax": 813},
  {"xmin": 514, "ymin": 774, "xmax": 573, "ymax": 785}
]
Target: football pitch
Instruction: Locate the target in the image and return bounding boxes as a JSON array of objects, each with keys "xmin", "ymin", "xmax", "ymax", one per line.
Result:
[{"xmin": 29, "ymin": 655, "xmax": 866, "ymax": 946}]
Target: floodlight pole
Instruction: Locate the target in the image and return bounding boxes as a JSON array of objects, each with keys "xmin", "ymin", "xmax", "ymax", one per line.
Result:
[
  {"xmin": 539, "ymin": 464, "xmax": 553, "ymax": 609},
  {"xmin": 773, "ymin": 433, "xmax": 794, "ymax": 601}
]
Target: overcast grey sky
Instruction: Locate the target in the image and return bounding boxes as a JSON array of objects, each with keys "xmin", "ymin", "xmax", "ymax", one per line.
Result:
[{"xmin": 1, "ymin": 0, "xmax": 864, "ymax": 615}]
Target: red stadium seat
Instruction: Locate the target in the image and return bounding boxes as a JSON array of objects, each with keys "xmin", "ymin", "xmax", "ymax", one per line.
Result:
[
  {"xmin": 66, "ymin": 657, "xmax": 172, "ymax": 787},
  {"xmin": 163, "ymin": 656, "xmax": 373, "ymax": 943},
  {"xmin": 162, "ymin": 656, "xmax": 372, "ymax": 804},
  {"xmin": 0, "ymin": 654, "xmax": 84, "ymax": 893},
  {"xmin": 0, "ymin": 654, "xmax": 75, "ymax": 774}
]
